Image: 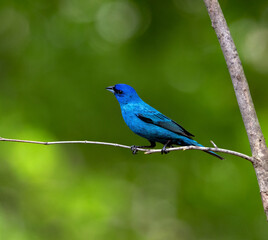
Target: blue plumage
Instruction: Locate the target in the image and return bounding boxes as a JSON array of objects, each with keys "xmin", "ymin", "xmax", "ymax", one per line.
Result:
[{"xmin": 106, "ymin": 84, "xmax": 223, "ymax": 159}]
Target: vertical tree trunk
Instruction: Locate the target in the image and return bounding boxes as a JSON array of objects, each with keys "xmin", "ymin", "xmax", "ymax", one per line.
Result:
[{"xmin": 203, "ymin": 0, "xmax": 268, "ymax": 220}]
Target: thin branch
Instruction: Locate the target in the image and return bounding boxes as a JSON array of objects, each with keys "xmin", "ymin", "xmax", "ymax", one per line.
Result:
[
  {"xmin": 144, "ymin": 146, "xmax": 253, "ymax": 162},
  {"xmin": 0, "ymin": 137, "xmax": 253, "ymax": 162}
]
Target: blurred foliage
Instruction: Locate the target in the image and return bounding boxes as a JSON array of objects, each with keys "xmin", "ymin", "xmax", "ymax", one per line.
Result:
[{"xmin": 0, "ymin": 0, "xmax": 268, "ymax": 239}]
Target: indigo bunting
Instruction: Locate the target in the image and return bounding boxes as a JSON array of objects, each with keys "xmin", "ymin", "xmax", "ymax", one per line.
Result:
[{"xmin": 106, "ymin": 84, "xmax": 223, "ymax": 159}]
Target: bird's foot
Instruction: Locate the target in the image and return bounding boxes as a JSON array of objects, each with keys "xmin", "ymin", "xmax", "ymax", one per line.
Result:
[
  {"xmin": 131, "ymin": 145, "xmax": 138, "ymax": 155},
  {"xmin": 161, "ymin": 147, "xmax": 170, "ymax": 155},
  {"xmin": 161, "ymin": 140, "xmax": 172, "ymax": 154}
]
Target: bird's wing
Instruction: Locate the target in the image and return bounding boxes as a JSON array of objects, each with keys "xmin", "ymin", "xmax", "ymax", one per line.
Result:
[{"xmin": 136, "ymin": 112, "xmax": 194, "ymax": 138}]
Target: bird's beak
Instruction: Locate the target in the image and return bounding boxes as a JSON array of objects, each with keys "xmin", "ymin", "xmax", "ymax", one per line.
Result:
[{"xmin": 106, "ymin": 86, "xmax": 115, "ymax": 93}]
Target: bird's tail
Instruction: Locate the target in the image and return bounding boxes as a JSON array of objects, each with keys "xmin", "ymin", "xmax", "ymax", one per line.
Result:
[
  {"xmin": 194, "ymin": 141, "xmax": 223, "ymax": 160},
  {"xmin": 177, "ymin": 138, "xmax": 224, "ymax": 160},
  {"xmin": 204, "ymin": 149, "xmax": 224, "ymax": 160}
]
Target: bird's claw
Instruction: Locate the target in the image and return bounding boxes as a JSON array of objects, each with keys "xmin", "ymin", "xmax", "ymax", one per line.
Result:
[
  {"xmin": 131, "ymin": 145, "xmax": 138, "ymax": 155},
  {"xmin": 161, "ymin": 147, "xmax": 169, "ymax": 155}
]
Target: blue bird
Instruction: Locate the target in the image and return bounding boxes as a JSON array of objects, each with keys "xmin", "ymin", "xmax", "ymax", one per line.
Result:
[{"xmin": 106, "ymin": 84, "xmax": 223, "ymax": 159}]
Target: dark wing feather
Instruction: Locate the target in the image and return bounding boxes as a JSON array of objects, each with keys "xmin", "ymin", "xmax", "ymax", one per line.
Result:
[
  {"xmin": 136, "ymin": 113, "xmax": 194, "ymax": 138},
  {"xmin": 136, "ymin": 115, "xmax": 154, "ymax": 124}
]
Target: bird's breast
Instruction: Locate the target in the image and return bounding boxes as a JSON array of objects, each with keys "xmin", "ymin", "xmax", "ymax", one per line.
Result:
[{"xmin": 121, "ymin": 106, "xmax": 147, "ymax": 135}]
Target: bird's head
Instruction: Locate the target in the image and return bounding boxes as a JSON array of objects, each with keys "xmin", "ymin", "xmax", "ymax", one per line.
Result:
[{"xmin": 106, "ymin": 84, "xmax": 141, "ymax": 104}]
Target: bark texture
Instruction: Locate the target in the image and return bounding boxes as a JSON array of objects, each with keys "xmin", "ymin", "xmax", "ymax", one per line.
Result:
[{"xmin": 203, "ymin": 0, "xmax": 268, "ymax": 220}]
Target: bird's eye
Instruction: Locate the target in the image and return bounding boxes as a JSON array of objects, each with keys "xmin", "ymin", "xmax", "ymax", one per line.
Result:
[{"xmin": 114, "ymin": 88, "xmax": 123, "ymax": 94}]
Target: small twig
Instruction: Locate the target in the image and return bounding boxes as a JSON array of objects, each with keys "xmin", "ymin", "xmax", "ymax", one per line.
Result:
[
  {"xmin": 210, "ymin": 140, "xmax": 218, "ymax": 148},
  {"xmin": 0, "ymin": 136, "xmax": 253, "ymax": 162}
]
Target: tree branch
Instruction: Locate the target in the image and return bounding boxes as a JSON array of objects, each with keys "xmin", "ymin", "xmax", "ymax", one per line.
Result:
[
  {"xmin": 0, "ymin": 136, "xmax": 253, "ymax": 162},
  {"xmin": 203, "ymin": 0, "xmax": 268, "ymax": 220}
]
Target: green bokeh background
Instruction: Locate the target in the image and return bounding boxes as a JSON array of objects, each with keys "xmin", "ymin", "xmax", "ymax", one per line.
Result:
[{"xmin": 0, "ymin": 0, "xmax": 268, "ymax": 239}]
